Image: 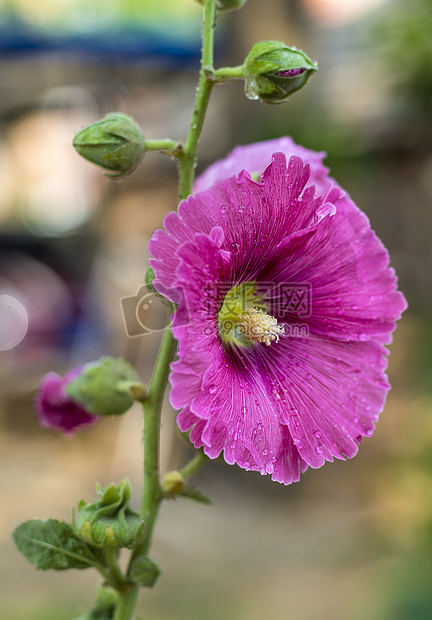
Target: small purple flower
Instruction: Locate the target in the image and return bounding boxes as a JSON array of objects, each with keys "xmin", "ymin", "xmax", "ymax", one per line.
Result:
[
  {"xmin": 149, "ymin": 139, "xmax": 407, "ymax": 484},
  {"xmin": 35, "ymin": 367, "xmax": 99, "ymax": 434}
]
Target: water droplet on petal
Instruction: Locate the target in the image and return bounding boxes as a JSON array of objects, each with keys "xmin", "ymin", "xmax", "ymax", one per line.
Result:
[
  {"xmin": 358, "ymin": 333, "xmax": 368, "ymax": 342},
  {"xmin": 208, "ymin": 385, "xmax": 217, "ymax": 394},
  {"xmin": 265, "ymin": 462, "xmax": 274, "ymax": 474},
  {"xmin": 230, "ymin": 242, "xmax": 240, "ymax": 254},
  {"xmin": 315, "ymin": 444, "xmax": 325, "ymax": 455},
  {"xmin": 241, "ymin": 406, "xmax": 247, "ymax": 414},
  {"xmin": 313, "ymin": 430, "xmax": 322, "ymax": 439},
  {"xmin": 238, "ymin": 205, "xmax": 245, "ymax": 214},
  {"xmin": 306, "ymin": 374, "xmax": 312, "ymax": 380},
  {"xmin": 290, "ymin": 409, "xmax": 298, "ymax": 416}
]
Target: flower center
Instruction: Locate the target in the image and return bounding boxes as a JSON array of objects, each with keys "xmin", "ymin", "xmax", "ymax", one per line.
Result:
[
  {"xmin": 218, "ymin": 283, "xmax": 284, "ymax": 347},
  {"xmin": 238, "ymin": 306, "xmax": 284, "ymax": 346}
]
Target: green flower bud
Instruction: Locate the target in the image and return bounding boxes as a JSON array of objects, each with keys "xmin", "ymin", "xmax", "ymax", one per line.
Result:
[
  {"xmin": 66, "ymin": 356, "xmax": 144, "ymax": 417},
  {"xmin": 243, "ymin": 41, "xmax": 317, "ymax": 104},
  {"xmin": 130, "ymin": 556, "xmax": 161, "ymax": 588},
  {"xmin": 162, "ymin": 471, "xmax": 185, "ymax": 496},
  {"xmin": 73, "ymin": 479, "xmax": 145, "ymax": 549},
  {"xmin": 73, "ymin": 113, "xmax": 146, "ymax": 179}
]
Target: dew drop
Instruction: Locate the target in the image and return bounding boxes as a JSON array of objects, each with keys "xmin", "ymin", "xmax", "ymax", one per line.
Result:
[
  {"xmin": 241, "ymin": 406, "xmax": 247, "ymax": 414},
  {"xmin": 306, "ymin": 374, "xmax": 312, "ymax": 380},
  {"xmin": 315, "ymin": 444, "xmax": 325, "ymax": 455},
  {"xmin": 262, "ymin": 449, "xmax": 268, "ymax": 456},
  {"xmin": 265, "ymin": 462, "xmax": 274, "ymax": 474},
  {"xmin": 230, "ymin": 242, "xmax": 240, "ymax": 254},
  {"xmin": 358, "ymin": 333, "xmax": 368, "ymax": 342},
  {"xmin": 290, "ymin": 409, "xmax": 298, "ymax": 416},
  {"xmin": 238, "ymin": 205, "xmax": 245, "ymax": 214},
  {"xmin": 208, "ymin": 385, "xmax": 217, "ymax": 394},
  {"xmin": 313, "ymin": 430, "xmax": 322, "ymax": 439},
  {"xmin": 257, "ymin": 423, "xmax": 263, "ymax": 430}
]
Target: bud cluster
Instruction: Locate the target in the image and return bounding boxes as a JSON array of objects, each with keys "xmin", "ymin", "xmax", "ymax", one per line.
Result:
[{"xmin": 73, "ymin": 479, "xmax": 145, "ymax": 549}]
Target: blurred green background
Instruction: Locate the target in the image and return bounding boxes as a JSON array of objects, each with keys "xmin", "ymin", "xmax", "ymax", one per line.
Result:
[{"xmin": 0, "ymin": 0, "xmax": 431, "ymax": 619}]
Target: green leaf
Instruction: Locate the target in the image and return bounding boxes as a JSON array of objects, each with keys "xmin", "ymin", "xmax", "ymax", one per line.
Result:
[
  {"xmin": 179, "ymin": 485, "xmax": 212, "ymax": 505},
  {"xmin": 13, "ymin": 519, "xmax": 98, "ymax": 570}
]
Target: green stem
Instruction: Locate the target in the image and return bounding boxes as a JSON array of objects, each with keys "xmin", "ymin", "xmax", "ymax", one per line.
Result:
[
  {"xmin": 178, "ymin": 0, "xmax": 217, "ymax": 200},
  {"xmin": 144, "ymin": 138, "xmax": 180, "ymax": 153},
  {"xmin": 213, "ymin": 65, "xmax": 245, "ymax": 81},
  {"xmin": 180, "ymin": 451, "xmax": 208, "ymax": 480},
  {"xmin": 113, "ymin": 587, "xmax": 139, "ymax": 620},
  {"xmin": 104, "ymin": 548, "xmax": 129, "ymax": 588},
  {"xmin": 127, "ymin": 324, "xmax": 177, "ymax": 575}
]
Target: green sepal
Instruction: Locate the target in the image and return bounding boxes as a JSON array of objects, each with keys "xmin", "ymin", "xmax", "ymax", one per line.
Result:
[
  {"xmin": 145, "ymin": 265, "xmax": 174, "ymax": 310},
  {"xmin": 178, "ymin": 485, "xmax": 212, "ymax": 505},
  {"xmin": 73, "ymin": 113, "xmax": 146, "ymax": 179},
  {"xmin": 66, "ymin": 356, "xmax": 141, "ymax": 416},
  {"xmin": 13, "ymin": 518, "xmax": 99, "ymax": 571},
  {"xmin": 130, "ymin": 556, "xmax": 161, "ymax": 588},
  {"xmin": 243, "ymin": 41, "xmax": 317, "ymax": 103},
  {"xmin": 73, "ymin": 479, "xmax": 145, "ymax": 549}
]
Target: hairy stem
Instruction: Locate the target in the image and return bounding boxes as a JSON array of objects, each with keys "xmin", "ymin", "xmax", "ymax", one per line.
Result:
[
  {"xmin": 178, "ymin": 0, "xmax": 217, "ymax": 200},
  {"xmin": 180, "ymin": 451, "xmax": 208, "ymax": 480},
  {"xmin": 213, "ymin": 65, "xmax": 244, "ymax": 81}
]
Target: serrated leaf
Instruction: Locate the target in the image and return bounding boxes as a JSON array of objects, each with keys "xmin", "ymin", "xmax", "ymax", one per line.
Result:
[
  {"xmin": 13, "ymin": 518, "xmax": 98, "ymax": 570},
  {"xmin": 179, "ymin": 486, "xmax": 212, "ymax": 505}
]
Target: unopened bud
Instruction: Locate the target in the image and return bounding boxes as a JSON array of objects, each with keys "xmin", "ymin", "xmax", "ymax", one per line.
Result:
[
  {"xmin": 66, "ymin": 357, "xmax": 142, "ymax": 417},
  {"xmin": 73, "ymin": 479, "xmax": 145, "ymax": 549},
  {"xmin": 162, "ymin": 471, "xmax": 185, "ymax": 495},
  {"xmin": 243, "ymin": 41, "xmax": 317, "ymax": 104},
  {"xmin": 130, "ymin": 556, "xmax": 161, "ymax": 588},
  {"xmin": 73, "ymin": 113, "xmax": 146, "ymax": 179}
]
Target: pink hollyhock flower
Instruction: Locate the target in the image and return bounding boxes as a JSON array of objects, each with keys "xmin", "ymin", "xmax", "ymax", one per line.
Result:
[
  {"xmin": 149, "ymin": 139, "xmax": 407, "ymax": 484},
  {"xmin": 35, "ymin": 367, "xmax": 99, "ymax": 434}
]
